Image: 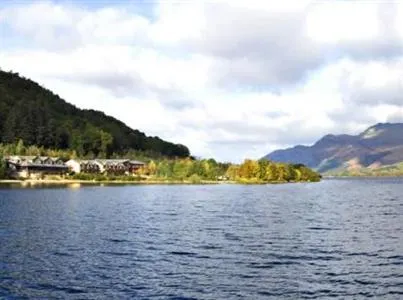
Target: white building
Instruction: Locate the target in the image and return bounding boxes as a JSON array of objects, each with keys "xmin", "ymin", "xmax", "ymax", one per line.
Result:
[{"xmin": 66, "ymin": 159, "xmax": 145, "ymax": 175}]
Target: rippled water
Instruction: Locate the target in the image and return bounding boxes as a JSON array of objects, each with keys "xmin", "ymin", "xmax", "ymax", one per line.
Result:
[{"xmin": 0, "ymin": 179, "xmax": 402, "ymax": 299}]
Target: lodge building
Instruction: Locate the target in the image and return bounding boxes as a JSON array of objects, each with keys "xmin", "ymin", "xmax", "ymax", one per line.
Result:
[
  {"xmin": 66, "ymin": 159, "xmax": 145, "ymax": 175},
  {"xmin": 4, "ymin": 156, "xmax": 146, "ymax": 179},
  {"xmin": 6, "ymin": 156, "xmax": 68, "ymax": 179}
]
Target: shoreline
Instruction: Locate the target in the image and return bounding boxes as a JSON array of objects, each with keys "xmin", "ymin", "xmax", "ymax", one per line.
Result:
[
  {"xmin": 0, "ymin": 179, "xmax": 317, "ymax": 185},
  {"xmin": 1, "ymin": 176, "xmax": 402, "ymax": 186},
  {"xmin": 322, "ymin": 175, "xmax": 403, "ymax": 179},
  {"xmin": 0, "ymin": 179, "xmax": 223, "ymax": 185},
  {"xmin": 0, "ymin": 179, "xmax": 324, "ymax": 186}
]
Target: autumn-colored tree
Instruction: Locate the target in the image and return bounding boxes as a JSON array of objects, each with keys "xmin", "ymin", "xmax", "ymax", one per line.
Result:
[
  {"xmin": 148, "ymin": 160, "xmax": 157, "ymax": 175},
  {"xmin": 258, "ymin": 159, "xmax": 269, "ymax": 180},
  {"xmin": 226, "ymin": 165, "xmax": 240, "ymax": 180},
  {"xmin": 239, "ymin": 159, "xmax": 259, "ymax": 179}
]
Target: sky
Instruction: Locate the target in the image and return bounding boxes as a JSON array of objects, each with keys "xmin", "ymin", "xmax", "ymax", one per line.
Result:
[{"xmin": 1, "ymin": 0, "xmax": 403, "ymax": 162}]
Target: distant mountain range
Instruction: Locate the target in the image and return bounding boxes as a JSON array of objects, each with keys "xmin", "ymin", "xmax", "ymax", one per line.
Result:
[{"xmin": 264, "ymin": 123, "xmax": 403, "ymax": 174}]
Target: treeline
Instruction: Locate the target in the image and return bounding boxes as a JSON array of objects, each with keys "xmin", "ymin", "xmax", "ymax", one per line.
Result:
[
  {"xmin": 138, "ymin": 159, "xmax": 320, "ymax": 183},
  {"xmin": 225, "ymin": 159, "xmax": 321, "ymax": 183},
  {"xmin": 0, "ymin": 70, "xmax": 189, "ymax": 158},
  {"xmin": 0, "ymin": 140, "xmax": 77, "ymax": 161},
  {"xmin": 0, "ymin": 140, "xmax": 178, "ymax": 162},
  {"xmin": 0, "ymin": 141, "xmax": 321, "ymax": 183},
  {"xmin": 139, "ymin": 159, "xmax": 230, "ymax": 181},
  {"xmin": 69, "ymin": 159, "xmax": 230, "ymax": 183}
]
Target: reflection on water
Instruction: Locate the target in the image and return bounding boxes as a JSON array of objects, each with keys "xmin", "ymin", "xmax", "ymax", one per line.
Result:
[
  {"xmin": 0, "ymin": 182, "xmax": 82, "ymax": 190},
  {"xmin": 0, "ymin": 182, "xmax": 135, "ymax": 190},
  {"xmin": 0, "ymin": 179, "xmax": 402, "ymax": 299},
  {"xmin": 68, "ymin": 183, "xmax": 81, "ymax": 189}
]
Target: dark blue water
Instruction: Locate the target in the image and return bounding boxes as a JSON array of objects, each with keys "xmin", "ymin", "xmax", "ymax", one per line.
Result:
[{"xmin": 0, "ymin": 179, "xmax": 402, "ymax": 299}]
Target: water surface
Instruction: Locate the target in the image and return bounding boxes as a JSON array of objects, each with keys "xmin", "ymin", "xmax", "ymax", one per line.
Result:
[{"xmin": 0, "ymin": 179, "xmax": 402, "ymax": 299}]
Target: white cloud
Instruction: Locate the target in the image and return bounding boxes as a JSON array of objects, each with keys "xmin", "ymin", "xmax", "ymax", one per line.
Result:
[
  {"xmin": 306, "ymin": 2, "xmax": 380, "ymax": 44},
  {"xmin": 1, "ymin": 0, "xmax": 403, "ymax": 162}
]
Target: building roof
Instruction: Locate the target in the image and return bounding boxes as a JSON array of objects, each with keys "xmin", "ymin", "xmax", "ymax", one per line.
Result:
[
  {"xmin": 95, "ymin": 159, "xmax": 130, "ymax": 166},
  {"xmin": 50, "ymin": 157, "xmax": 63, "ymax": 162},
  {"xmin": 6, "ymin": 156, "xmax": 67, "ymax": 168},
  {"xmin": 63, "ymin": 158, "xmax": 145, "ymax": 166},
  {"xmin": 7, "ymin": 155, "xmax": 37, "ymax": 162},
  {"xmin": 129, "ymin": 160, "xmax": 146, "ymax": 165}
]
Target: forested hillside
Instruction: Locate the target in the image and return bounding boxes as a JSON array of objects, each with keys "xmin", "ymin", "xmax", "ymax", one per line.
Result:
[{"xmin": 0, "ymin": 70, "xmax": 189, "ymax": 158}]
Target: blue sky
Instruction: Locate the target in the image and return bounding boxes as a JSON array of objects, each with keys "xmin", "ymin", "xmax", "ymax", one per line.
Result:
[{"xmin": 1, "ymin": 0, "xmax": 403, "ymax": 162}]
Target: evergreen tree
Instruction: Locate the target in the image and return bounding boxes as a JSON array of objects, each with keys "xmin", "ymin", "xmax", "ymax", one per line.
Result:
[
  {"xmin": 0, "ymin": 155, "xmax": 6, "ymax": 179},
  {"xmin": 15, "ymin": 139, "xmax": 25, "ymax": 155}
]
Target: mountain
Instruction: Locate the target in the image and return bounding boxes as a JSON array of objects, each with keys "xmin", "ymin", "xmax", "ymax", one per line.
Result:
[
  {"xmin": 264, "ymin": 123, "xmax": 403, "ymax": 174},
  {"xmin": 0, "ymin": 70, "xmax": 190, "ymax": 158}
]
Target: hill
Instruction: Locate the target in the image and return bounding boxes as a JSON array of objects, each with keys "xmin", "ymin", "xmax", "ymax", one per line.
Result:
[
  {"xmin": 0, "ymin": 70, "xmax": 190, "ymax": 158},
  {"xmin": 264, "ymin": 123, "xmax": 403, "ymax": 174}
]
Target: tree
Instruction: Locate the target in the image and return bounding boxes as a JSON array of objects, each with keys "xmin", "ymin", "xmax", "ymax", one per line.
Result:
[
  {"xmin": 2, "ymin": 105, "xmax": 18, "ymax": 143},
  {"xmin": 156, "ymin": 160, "xmax": 173, "ymax": 178},
  {"xmin": 26, "ymin": 145, "xmax": 40, "ymax": 156},
  {"xmin": 100, "ymin": 130, "xmax": 113, "ymax": 157},
  {"xmin": 148, "ymin": 160, "xmax": 157, "ymax": 175},
  {"xmin": 15, "ymin": 139, "xmax": 25, "ymax": 155},
  {"xmin": 0, "ymin": 155, "xmax": 6, "ymax": 179},
  {"xmin": 258, "ymin": 159, "xmax": 269, "ymax": 180},
  {"xmin": 276, "ymin": 163, "xmax": 290, "ymax": 182},
  {"xmin": 173, "ymin": 159, "xmax": 191, "ymax": 179},
  {"xmin": 239, "ymin": 159, "xmax": 259, "ymax": 179},
  {"xmin": 226, "ymin": 165, "xmax": 240, "ymax": 180},
  {"xmin": 267, "ymin": 163, "xmax": 279, "ymax": 181}
]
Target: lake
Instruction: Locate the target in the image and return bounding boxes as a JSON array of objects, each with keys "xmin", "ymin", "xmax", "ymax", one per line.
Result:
[{"xmin": 0, "ymin": 179, "xmax": 402, "ymax": 299}]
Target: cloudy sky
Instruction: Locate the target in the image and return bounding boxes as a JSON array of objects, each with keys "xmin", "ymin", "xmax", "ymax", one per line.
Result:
[{"xmin": 1, "ymin": 0, "xmax": 403, "ymax": 162}]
